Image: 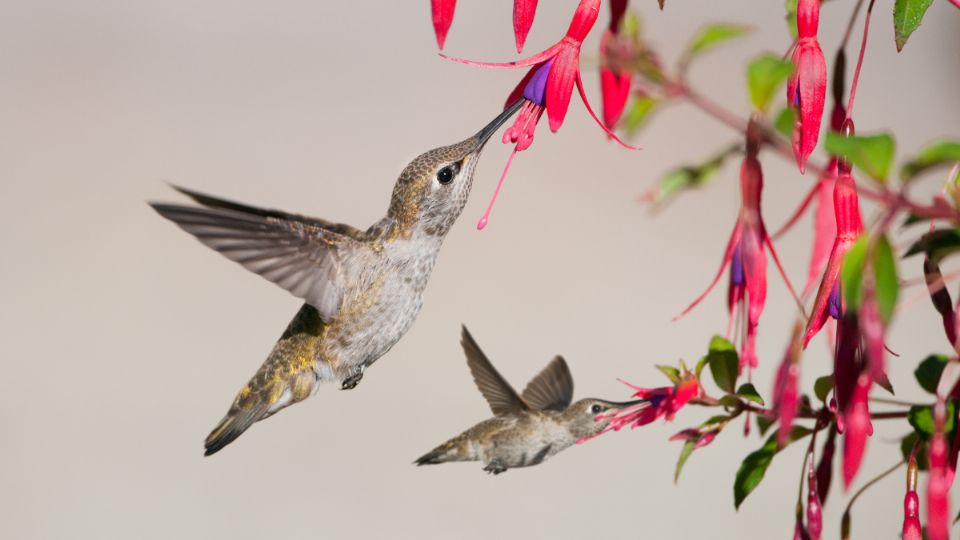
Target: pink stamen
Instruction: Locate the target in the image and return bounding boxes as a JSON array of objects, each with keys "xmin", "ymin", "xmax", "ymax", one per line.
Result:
[{"xmin": 477, "ymin": 148, "xmax": 520, "ymax": 230}]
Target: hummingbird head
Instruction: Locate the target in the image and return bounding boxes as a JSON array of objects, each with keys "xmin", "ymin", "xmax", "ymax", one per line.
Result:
[
  {"xmin": 563, "ymin": 398, "xmax": 649, "ymax": 440},
  {"xmin": 387, "ymin": 100, "xmax": 524, "ymax": 238}
]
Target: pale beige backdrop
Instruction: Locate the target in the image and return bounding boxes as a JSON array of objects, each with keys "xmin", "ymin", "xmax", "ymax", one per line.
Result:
[{"xmin": 2, "ymin": 1, "xmax": 959, "ymax": 539}]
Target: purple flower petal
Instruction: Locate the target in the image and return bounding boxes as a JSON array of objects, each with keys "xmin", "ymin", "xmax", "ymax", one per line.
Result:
[{"xmin": 523, "ymin": 59, "xmax": 553, "ymax": 106}]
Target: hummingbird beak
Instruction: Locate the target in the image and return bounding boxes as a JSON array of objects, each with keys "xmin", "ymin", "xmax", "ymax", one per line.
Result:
[
  {"xmin": 472, "ymin": 98, "xmax": 525, "ymax": 150},
  {"xmin": 604, "ymin": 399, "xmax": 649, "ymax": 411}
]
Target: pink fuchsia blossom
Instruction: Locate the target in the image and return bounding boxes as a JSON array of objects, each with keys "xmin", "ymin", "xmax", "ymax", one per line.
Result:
[
  {"xmin": 926, "ymin": 398, "xmax": 951, "ymax": 540},
  {"xmin": 786, "ymin": 0, "xmax": 827, "ymax": 173},
  {"xmin": 807, "ymin": 449, "xmax": 823, "ymax": 540},
  {"xmin": 513, "ymin": 0, "xmax": 538, "ymax": 53},
  {"xmin": 903, "ymin": 449, "xmax": 922, "ymax": 540},
  {"xmin": 595, "ymin": 376, "xmax": 699, "ymax": 435},
  {"xmin": 816, "ymin": 427, "xmax": 836, "ymax": 504},
  {"xmin": 599, "ymin": 0, "xmax": 631, "ymax": 130},
  {"xmin": 803, "ymin": 122, "xmax": 864, "ymax": 347},
  {"xmin": 842, "ymin": 372, "xmax": 873, "ymax": 488},
  {"xmin": 431, "ymin": 0, "xmax": 457, "ymax": 50},
  {"xmin": 773, "ymin": 323, "xmax": 803, "ymax": 448},
  {"xmin": 669, "ymin": 427, "xmax": 718, "ymax": 449},
  {"xmin": 676, "ymin": 123, "xmax": 799, "ymax": 373},
  {"xmin": 441, "ymin": 0, "xmax": 633, "ymax": 142}
]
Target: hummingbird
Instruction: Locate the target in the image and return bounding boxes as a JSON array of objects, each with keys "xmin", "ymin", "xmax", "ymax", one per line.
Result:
[
  {"xmin": 150, "ymin": 101, "xmax": 523, "ymax": 456},
  {"xmin": 415, "ymin": 326, "xmax": 646, "ymax": 474}
]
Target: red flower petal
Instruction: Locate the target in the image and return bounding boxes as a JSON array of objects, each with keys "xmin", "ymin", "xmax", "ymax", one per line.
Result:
[
  {"xmin": 431, "ymin": 0, "xmax": 457, "ymax": 50},
  {"xmin": 796, "ymin": 0, "xmax": 820, "ymax": 40},
  {"xmin": 842, "ymin": 373, "xmax": 873, "ymax": 488},
  {"xmin": 903, "ymin": 453, "xmax": 922, "ymax": 540},
  {"xmin": 545, "ymin": 45, "xmax": 579, "ymax": 132},
  {"xmin": 773, "ymin": 332, "xmax": 801, "ymax": 448},
  {"xmin": 513, "ymin": 0, "xmax": 538, "ymax": 53},
  {"xmin": 926, "ymin": 399, "xmax": 951, "ymax": 540},
  {"xmin": 794, "ymin": 43, "xmax": 827, "ymax": 172},
  {"xmin": 564, "ymin": 0, "xmax": 601, "ymax": 42}
]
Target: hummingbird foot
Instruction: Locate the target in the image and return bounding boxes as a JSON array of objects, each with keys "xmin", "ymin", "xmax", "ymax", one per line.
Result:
[
  {"xmin": 483, "ymin": 459, "xmax": 507, "ymax": 475},
  {"xmin": 340, "ymin": 366, "xmax": 365, "ymax": 390}
]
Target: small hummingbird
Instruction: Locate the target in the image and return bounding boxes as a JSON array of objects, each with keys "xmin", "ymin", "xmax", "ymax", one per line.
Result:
[
  {"xmin": 415, "ymin": 326, "xmax": 646, "ymax": 474},
  {"xmin": 150, "ymin": 101, "xmax": 523, "ymax": 456}
]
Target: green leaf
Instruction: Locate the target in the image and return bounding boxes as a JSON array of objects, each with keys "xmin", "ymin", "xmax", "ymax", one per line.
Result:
[
  {"xmin": 909, "ymin": 401, "xmax": 956, "ymax": 439},
  {"xmin": 734, "ymin": 426, "xmax": 811, "ymax": 509},
  {"xmin": 900, "ymin": 432, "xmax": 928, "ymax": 471},
  {"xmin": 623, "ymin": 95, "xmax": 658, "ymax": 134},
  {"xmin": 656, "ymin": 365, "xmax": 681, "ymax": 384},
  {"xmin": 904, "ymin": 228, "xmax": 960, "ymax": 263},
  {"xmin": 915, "ymin": 355, "xmax": 950, "ymax": 394},
  {"xmin": 645, "ymin": 147, "xmax": 735, "ymax": 208},
  {"xmin": 814, "ymin": 375, "xmax": 833, "ymax": 402},
  {"xmin": 736, "ymin": 383, "xmax": 765, "ymax": 405},
  {"xmin": 785, "ymin": 0, "xmax": 798, "ymax": 40},
  {"xmin": 686, "ymin": 23, "xmax": 750, "ymax": 59},
  {"xmin": 893, "ymin": 0, "xmax": 935, "ymax": 52},
  {"xmin": 873, "ymin": 235, "xmax": 899, "ymax": 324},
  {"xmin": 746, "ymin": 54, "xmax": 795, "ymax": 113},
  {"xmin": 841, "ymin": 235, "xmax": 869, "ymax": 312},
  {"xmin": 825, "ymin": 132, "xmax": 896, "ymax": 183},
  {"xmin": 695, "ymin": 355, "xmax": 709, "ymax": 379},
  {"xmin": 756, "ymin": 414, "xmax": 775, "ymax": 436},
  {"xmin": 774, "ymin": 107, "xmax": 795, "ymax": 138},
  {"xmin": 901, "ymin": 140, "xmax": 960, "ymax": 182},
  {"xmin": 675, "ymin": 439, "xmax": 697, "ymax": 483},
  {"xmin": 703, "ymin": 415, "xmax": 731, "ymax": 426},
  {"xmin": 707, "ymin": 335, "xmax": 739, "ymax": 394}
]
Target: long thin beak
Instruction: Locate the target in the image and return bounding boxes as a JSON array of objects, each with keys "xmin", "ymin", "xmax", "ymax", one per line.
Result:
[
  {"xmin": 605, "ymin": 399, "xmax": 648, "ymax": 410},
  {"xmin": 473, "ymin": 98, "xmax": 525, "ymax": 149}
]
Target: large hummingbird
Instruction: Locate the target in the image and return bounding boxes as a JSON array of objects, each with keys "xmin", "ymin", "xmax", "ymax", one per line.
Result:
[
  {"xmin": 150, "ymin": 101, "xmax": 523, "ymax": 456},
  {"xmin": 415, "ymin": 327, "xmax": 646, "ymax": 474}
]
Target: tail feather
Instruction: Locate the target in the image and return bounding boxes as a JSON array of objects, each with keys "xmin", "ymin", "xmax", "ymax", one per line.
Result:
[
  {"xmin": 414, "ymin": 439, "xmax": 463, "ymax": 466},
  {"xmin": 204, "ymin": 403, "xmax": 270, "ymax": 456}
]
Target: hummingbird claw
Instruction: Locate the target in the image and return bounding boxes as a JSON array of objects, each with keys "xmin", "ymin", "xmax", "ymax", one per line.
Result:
[
  {"xmin": 340, "ymin": 366, "xmax": 365, "ymax": 390},
  {"xmin": 483, "ymin": 460, "xmax": 508, "ymax": 475}
]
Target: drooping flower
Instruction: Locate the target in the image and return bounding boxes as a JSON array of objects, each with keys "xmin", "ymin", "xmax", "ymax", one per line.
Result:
[
  {"xmin": 803, "ymin": 121, "xmax": 864, "ymax": 347},
  {"xmin": 676, "ymin": 121, "xmax": 800, "ymax": 373},
  {"xmin": 807, "ymin": 450, "xmax": 823, "ymax": 540},
  {"xmin": 444, "ymin": 0, "xmax": 637, "ymax": 229},
  {"xmin": 513, "ymin": 0, "xmax": 539, "ymax": 53},
  {"xmin": 774, "ymin": 103, "xmax": 846, "ymax": 297},
  {"xmin": 441, "ymin": 0, "xmax": 634, "ymax": 140},
  {"xmin": 431, "ymin": 0, "xmax": 457, "ymax": 50},
  {"xmin": 842, "ymin": 372, "xmax": 873, "ymax": 488},
  {"xmin": 773, "ymin": 323, "xmax": 803, "ymax": 448},
  {"xmin": 926, "ymin": 398, "xmax": 951, "ymax": 540},
  {"xmin": 903, "ymin": 449, "xmax": 922, "ymax": 540},
  {"xmin": 816, "ymin": 427, "xmax": 836, "ymax": 504},
  {"xmin": 581, "ymin": 374, "xmax": 699, "ymax": 442},
  {"xmin": 599, "ymin": 0, "xmax": 632, "ymax": 130},
  {"xmin": 787, "ymin": 0, "xmax": 827, "ymax": 172}
]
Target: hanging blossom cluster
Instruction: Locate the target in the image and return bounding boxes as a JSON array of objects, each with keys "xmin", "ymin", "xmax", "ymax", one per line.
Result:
[
  {"xmin": 432, "ymin": 0, "xmax": 638, "ymax": 229},
  {"xmin": 429, "ymin": 0, "xmax": 960, "ymax": 537}
]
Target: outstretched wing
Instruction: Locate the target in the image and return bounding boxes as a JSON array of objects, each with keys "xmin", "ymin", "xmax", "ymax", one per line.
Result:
[
  {"xmin": 520, "ymin": 356, "xmax": 574, "ymax": 412},
  {"xmin": 150, "ymin": 186, "xmax": 366, "ymax": 323},
  {"xmin": 460, "ymin": 326, "xmax": 526, "ymax": 416}
]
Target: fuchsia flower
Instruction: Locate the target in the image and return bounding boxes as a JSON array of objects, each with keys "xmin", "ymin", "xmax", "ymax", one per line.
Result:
[
  {"xmin": 787, "ymin": 0, "xmax": 827, "ymax": 173},
  {"xmin": 926, "ymin": 398, "xmax": 951, "ymax": 540},
  {"xmin": 773, "ymin": 323, "xmax": 803, "ymax": 448},
  {"xmin": 581, "ymin": 375, "xmax": 699, "ymax": 442},
  {"xmin": 599, "ymin": 0, "xmax": 631, "ymax": 130},
  {"xmin": 803, "ymin": 121, "xmax": 863, "ymax": 347},
  {"xmin": 807, "ymin": 451, "xmax": 823, "ymax": 540},
  {"xmin": 775, "ymin": 103, "xmax": 846, "ymax": 297},
  {"xmin": 513, "ymin": 0, "xmax": 538, "ymax": 53},
  {"xmin": 442, "ymin": 0, "xmax": 636, "ymax": 229},
  {"xmin": 677, "ymin": 123, "xmax": 798, "ymax": 373},
  {"xmin": 842, "ymin": 372, "xmax": 873, "ymax": 488},
  {"xmin": 430, "ymin": 0, "xmax": 457, "ymax": 50},
  {"xmin": 902, "ymin": 450, "xmax": 922, "ymax": 540}
]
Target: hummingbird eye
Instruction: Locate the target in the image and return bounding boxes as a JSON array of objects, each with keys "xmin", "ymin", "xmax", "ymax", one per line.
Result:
[
  {"xmin": 436, "ymin": 162, "xmax": 461, "ymax": 185},
  {"xmin": 591, "ymin": 404, "xmax": 604, "ymax": 414}
]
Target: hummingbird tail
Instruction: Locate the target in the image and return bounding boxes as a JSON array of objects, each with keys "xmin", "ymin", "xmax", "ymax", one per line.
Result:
[
  {"xmin": 414, "ymin": 440, "xmax": 462, "ymax": 466},
  {"xmin": 204, "ymin": 405, "xmax": 269, "ymax": 456}
]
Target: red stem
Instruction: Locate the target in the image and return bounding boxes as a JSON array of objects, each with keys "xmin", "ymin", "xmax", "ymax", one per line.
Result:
[{"xmin": 846, "ymin": 0, "xmax": 876, "ymax": 119}]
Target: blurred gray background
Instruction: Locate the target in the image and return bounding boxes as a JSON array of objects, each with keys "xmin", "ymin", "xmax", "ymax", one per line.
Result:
[{"xmin": 1, "ymin": 1, "xmax": 958, "ymax": 538}]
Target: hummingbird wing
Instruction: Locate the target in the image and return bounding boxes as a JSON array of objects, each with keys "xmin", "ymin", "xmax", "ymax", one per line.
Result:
[
  {"xmin": 460, "ymin": 326, "xmax": 527, "ymax": 416},
  {"xmin": 520, "ymin": 356, "xmax": 574, "ymax": 412},
  {"xmin": 150, "ymin": 187, "xmax": 365, "ymax": 323}
]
